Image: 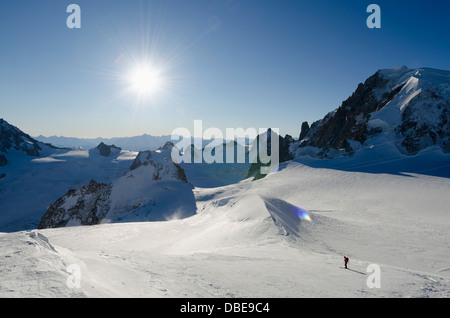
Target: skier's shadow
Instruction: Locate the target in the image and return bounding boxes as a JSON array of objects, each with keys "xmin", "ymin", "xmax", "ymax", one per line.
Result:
[
  {"xmin": 348, "ymin": 268, "xmax": 366, "ymax": 275},
  {"xmin": 340, "ymin": 267, "xmax": 366, "ymax": 275}
]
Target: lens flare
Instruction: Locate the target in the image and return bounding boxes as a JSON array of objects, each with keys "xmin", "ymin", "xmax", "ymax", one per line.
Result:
[{"xmin": 292, "ymin": 206, "xmax": 312, "ymax": 222}]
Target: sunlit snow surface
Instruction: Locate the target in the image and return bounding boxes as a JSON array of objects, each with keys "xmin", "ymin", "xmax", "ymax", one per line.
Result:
[{"xmin": 1, "ymin": 156, "xmax": 450, "ymax": 297}]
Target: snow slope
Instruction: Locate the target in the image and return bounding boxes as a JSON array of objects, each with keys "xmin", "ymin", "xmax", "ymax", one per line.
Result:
[
  {"xmin": 0, "ymin": 147, "xmax": 137, "ymax": 231},
  {"xmin": 1, "ymin": 157, "xmax": 449, "ymax": 297}
]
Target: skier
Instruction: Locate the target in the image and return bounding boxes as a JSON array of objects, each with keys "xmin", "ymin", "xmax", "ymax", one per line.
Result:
[{"xmin": 344, "ymin": 256, "xmax": 349, "ymax": 269}]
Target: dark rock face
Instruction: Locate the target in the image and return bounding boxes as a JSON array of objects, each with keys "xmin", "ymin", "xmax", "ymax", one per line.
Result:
[
  {"xmin": 130, "ymin": 145, "xmax": 189, "ymax": 183},
  {"xmin": 0, "ymin": 154, "xmax": 7, "ymax": 166},
  {"xmin": 130, "ymin": 150, "xmax": 152, "ymax": 170},
  {"xmin": 158, "ymin": 141, "xmax": 175, "ymax": 151},
  {"xmin": 174, "ymin": 163, "xmax": 189, "ymax": 183},
  {"xmin": 397, "ymin": 88, "xmax": 450, "ymax": 154},
  {"xmin": 0, "ymin": 118, "xmax": 42, "ymax": 159},
  {"xmin": 255, "ymin": 129, "xmax": 294, "ymax": 163},
  {"xmin": 301, "ymin": 72, "xmax": 394, "ymax": 153},
  {"xmin": 299, "ymin": 122, "xmax": 310, "ymax": 141},
  {"xmin": 298, "ymin": 68, "xmax": 450, "ymax": 156},
  {"xmin": 149, "ymin": 160, "xmax": 189, "ymax": 183},
  {"xmin": 38, "ymin": 180, "xmax": 112, "ymax": 229},
  {"xmin": 246, "ymin": 129, "xmax": 294, "ymax": 180},
  {"xmin": 279, "ymin": 134, "xmax": 294, "ymax": 163},
  {"xmin": 96, "ymin": 142, "xmax": 122, "ymax": 157}
]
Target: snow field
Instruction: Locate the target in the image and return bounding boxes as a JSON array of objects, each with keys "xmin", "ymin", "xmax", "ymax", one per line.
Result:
[{"xmin": 1, "ymin": 160, "xmax": 449, "ymax": 297}]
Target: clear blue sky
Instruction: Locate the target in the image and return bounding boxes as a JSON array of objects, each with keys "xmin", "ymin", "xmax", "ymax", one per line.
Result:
[{"xmin": 1, "ymin": 0, "xmax": 449, "ymax": 138}]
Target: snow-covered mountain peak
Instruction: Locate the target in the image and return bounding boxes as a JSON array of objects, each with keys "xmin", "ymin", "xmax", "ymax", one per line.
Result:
[
  {"xmin": 375, "ymin": 67, "xmax": 450, "ymax": 108},
  {"xmin": 295, "ymin": 66, "xmax": 450, "ymax": 157},
  {"xmin": 38, "ymin": 142, "xmax": 192, "ymax": 229},
  {"xmin": 378, "ymin": 65, "xmax": 410, "ymax": 80},
  {"xmin": 88, "ymin": 142, "xmax": 122, "ymax": 157},
  {"xmin": 157, "ymin": 141, "xmax": 176, "ymax": 152}
]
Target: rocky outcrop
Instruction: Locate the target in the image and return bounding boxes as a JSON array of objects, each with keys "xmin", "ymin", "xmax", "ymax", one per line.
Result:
[
  {"xmin": 301, "ymin": 71, "xmax": 393, "ymax": 153},
  {"xmin": 299, "ymin": 121, "xmax": 310, "ymax": 141},
  {"xmin": 0, "ymin": 119, "xmax": 66, "ymax": 167},
  {"xmin": 396, "ymin": 87, "xmax": 450, "ymax": 154},
  {"xmin": 298, "ymin": 67, "xmax": 450, "ymax": 156},
  {"xmin": 279, "ymin": 134, "xmax": 294, "ymax": 163},
  {"xmin": 148, "ymin": 158, "xmax": 188, "ymax": 183},
  {"xmin": 131, "ymin": 143, "xmax": 189, "ymax": 183},
  {"xmin": 38, "ymin": 180, "xmax": 112, "ymax": 229},
  {"xmin": 130, "ymin": 150, "xmax": 152, "ymax": 170},
  {"xmin": 0, "ymin": 118, "xmax": 43, "ymax": 159},
  {"xmin": 91, "ymin": 142, "xmax": 122, "ymax": 157},
  {"xmin": 246, "ymin": 129, "xmax": 294, "ymax": 180},
  {"xmin": 158, "ymin": 141, "xmax": 175, "ymax": 151}
]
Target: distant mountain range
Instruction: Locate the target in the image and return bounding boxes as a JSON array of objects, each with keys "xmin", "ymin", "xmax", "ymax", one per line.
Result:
[{"xmin": 34, "ymin": 134, "xmax": 174, "ymax": 152}]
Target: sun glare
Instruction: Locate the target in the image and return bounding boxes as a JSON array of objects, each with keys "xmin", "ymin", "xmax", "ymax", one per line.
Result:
[{"xmin": 127, "ymin": 63, "xmax": 163, "ymax": 99}]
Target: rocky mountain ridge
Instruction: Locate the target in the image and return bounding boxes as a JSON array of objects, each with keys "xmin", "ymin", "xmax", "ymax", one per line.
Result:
[
  {"xmin": 294, "ymin": 66, "xmax": 450, "ymax": 157},
  {"xmin": 0, "ymin": 119, "xmax": 68, "ymax": 168}
]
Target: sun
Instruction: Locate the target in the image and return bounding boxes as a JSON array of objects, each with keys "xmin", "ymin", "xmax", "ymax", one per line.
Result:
[{"xmin": 127, "ymin": 62, "xmax": 163, "ymax": 100}]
